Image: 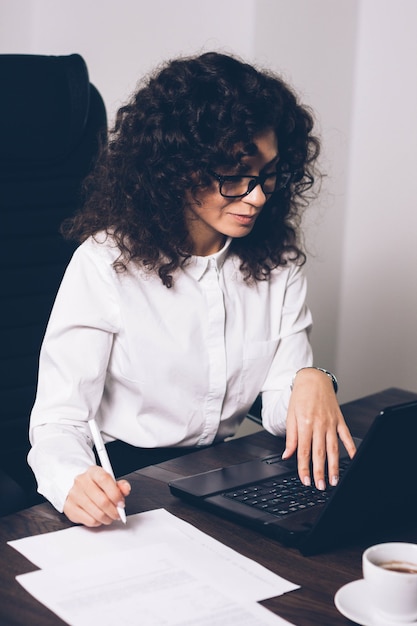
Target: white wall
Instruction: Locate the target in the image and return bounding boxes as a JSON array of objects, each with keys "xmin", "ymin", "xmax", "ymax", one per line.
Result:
[
  {"xmin": 0, "ymin": 0, "xmax": 257, "ymax": 125},
  {"xmin": 336, "ymin": 0, "xmax": 417, "ymax": 401},
  {"xmin": 1, "ymin": 0, "xmax": 416, "ymax": 403},
  {"xmin": 253, "ymin": 0, "xmax": 359, "ymax": 387}
]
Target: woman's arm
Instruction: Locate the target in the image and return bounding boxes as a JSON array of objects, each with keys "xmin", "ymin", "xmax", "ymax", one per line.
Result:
[
  {"xmin": 259, "ymin": 263, "xmax": 356, "ymax": 488},
  {"xmin": 28, "ymin": 238, "xmax": 128, "ymax": 520}
]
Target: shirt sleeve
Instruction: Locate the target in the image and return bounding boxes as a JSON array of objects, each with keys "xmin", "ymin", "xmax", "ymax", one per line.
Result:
[
  {"xmin": 260, "ymin": 262, "xmax": 313, "ymax": 436},
  {"xmin": 28, "ymin": 239, "xmax": 121, "ymax": 512}
]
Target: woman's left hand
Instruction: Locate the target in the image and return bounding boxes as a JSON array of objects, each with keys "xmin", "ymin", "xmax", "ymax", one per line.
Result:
[{"xmin": 282, "ymin": 367, "xmax": 357, "ymax": 490}]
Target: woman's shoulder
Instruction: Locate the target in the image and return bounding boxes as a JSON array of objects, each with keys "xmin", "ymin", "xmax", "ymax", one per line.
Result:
[
  {"xmin": 63, "ymin": 232, "xmax": 124, "ymax": 286},
  {"xmin": 270, "ymin": 256, "xmax": 306, "ymax": 286},
  {"xmin": 74, "ymin": 231, "xmax": 121, "ymax": 263},
  {"xmin": 72, "ymin": 232, "xmax": 156, "ymax": 286}
]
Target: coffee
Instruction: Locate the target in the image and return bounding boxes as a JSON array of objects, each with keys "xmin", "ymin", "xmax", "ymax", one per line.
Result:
[{"xmin": 380, "ymin": 560, "xmax": 417, "ymax": 574}]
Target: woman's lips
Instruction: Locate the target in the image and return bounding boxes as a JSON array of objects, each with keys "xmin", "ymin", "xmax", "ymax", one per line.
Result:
[{"xmin": 230, "ymin": 213, "xmax": 257, "ymax": 225}]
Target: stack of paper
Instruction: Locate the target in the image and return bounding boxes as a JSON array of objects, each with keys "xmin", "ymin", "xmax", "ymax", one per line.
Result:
[{"xmin": 9, "ymin": 508, "xmax": 299, "ymax": 626}]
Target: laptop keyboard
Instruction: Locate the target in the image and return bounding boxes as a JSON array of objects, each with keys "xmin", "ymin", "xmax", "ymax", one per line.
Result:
[{"xmin": 222, "ymin": 458, "xmax": 350, "ymax": 519}]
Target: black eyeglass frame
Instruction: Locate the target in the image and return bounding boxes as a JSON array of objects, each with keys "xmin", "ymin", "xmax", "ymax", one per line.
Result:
[{"xmin": 208, "ymin": 169, "xmax": 292, "ymax": 199}]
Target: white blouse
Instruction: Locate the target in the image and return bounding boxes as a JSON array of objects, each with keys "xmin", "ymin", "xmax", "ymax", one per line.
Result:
[{"xmin": 28, "ymin": 234, "xmax": 313, "ymax": 511}]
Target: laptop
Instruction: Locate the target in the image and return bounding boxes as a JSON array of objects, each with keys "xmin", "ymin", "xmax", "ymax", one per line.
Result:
[{"xmin": 169, "ymin": 400, "xmax": 417, "ymax": 555}]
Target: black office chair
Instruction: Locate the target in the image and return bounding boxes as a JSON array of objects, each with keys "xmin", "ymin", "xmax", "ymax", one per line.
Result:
[
  {"xmin": 0, "ymin": 53, "xmax": 107, "ymax": 515},
  {"xmin": 246, "ymin": 395, "xmax": 263, "ymax": 426}
]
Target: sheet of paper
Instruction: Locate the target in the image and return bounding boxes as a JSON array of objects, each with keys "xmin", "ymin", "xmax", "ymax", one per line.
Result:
[
  {"xmin": 9, "ymin": 509, "xmax": 299, "ymax": 602},
  {"xmin": 17, "ymin": 543, "xmax": 296, "ymax": 626}
]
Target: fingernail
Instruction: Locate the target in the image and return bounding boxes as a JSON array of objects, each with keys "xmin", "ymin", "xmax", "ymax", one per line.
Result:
[
  {"xmin": 318, "ymin": 479, "xmax": 326, "ymax": 491},
  {"xmin": 303, "ymin": 476, "xmax": 311, "ymax": 487},
  {"xmin": 331, "ymin": 475, "xmax": 339, "ymax": 487},
  {"xmin": 117, "ymin": 501, "xmax": 125, "ymax": 509},
  {"xmin": 282, "ymin": 450, "xmax": 288, "ymax": 459}
]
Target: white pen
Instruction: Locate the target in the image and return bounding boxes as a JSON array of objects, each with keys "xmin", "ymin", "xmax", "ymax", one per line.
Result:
[{"xmin": 88, "ymin": 419, "xmax": 127, "ymax": 524}]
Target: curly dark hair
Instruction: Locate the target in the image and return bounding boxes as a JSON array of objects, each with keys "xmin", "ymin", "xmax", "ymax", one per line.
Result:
[{"xmin": 62, "ymin": 51, "xmax": 321, "ymax": 287}]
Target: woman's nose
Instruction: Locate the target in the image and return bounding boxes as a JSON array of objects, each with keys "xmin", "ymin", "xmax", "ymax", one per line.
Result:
[{"xmin": 242, "ymin": 182, "xmax": 267, "ymax": 206}]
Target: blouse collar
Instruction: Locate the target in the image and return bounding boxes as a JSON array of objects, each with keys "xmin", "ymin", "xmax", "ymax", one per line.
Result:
[{"xmin": 183, "ymin": 237, "xmax": 233, "ymax": 281}]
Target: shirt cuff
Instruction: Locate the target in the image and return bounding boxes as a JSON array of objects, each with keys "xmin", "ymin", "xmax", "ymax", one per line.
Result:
[
  {"xmin": 261, "ymin": 386, "xmax": 292, "ymax": 436},
  {"xmin": 28, "ymin": 424, "xmax": 96, "ymax": 512}
]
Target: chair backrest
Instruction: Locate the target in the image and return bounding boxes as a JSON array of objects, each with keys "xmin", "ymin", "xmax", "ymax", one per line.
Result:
[{"xmin": 0, "ymin": 53, "xmax": 107, "ymax": 504}]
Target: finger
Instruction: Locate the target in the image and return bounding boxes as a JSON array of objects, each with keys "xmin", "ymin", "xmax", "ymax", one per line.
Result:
[
  {"xmin": 324, "ymin": 431, "xmax": 341, "ymax": 487},
  {"xmin": 117, "ymin": 479, "xmax": 132, "ymax": 498},
  {"xmin": 311, "ymin": 429, "xmax": 328, "ymax": 491},
  {"xmin": 64, "ymin": 486, "xmax": 115, "ymax": 527},
  {"xmin": 87, "ymin": 468, "xmax": 126, "ymax": 518},
  {"xmin": 64, "ymin": 497, "xmax": 113, "ymax": 527},
  {"xmin": 282, "ymin": 411, "xmax": 298, "ymax": 460},
  {"xmin": 337, "ymin": 422, "xmax": 357, "ymax": 458},
  {"xmin": 71, "ymin": 468, "xmax": 123, "ymax": 523},
  {"xmin": 289, "ymin": 406, "xmax": 315, "ymax": 486},
  {"xmin": 63, "ymin": 502, "xmax": 101, "ymax": 527},
  {"xmin": 295, "ymin": 423, "xmax": 314, "ymax": 487}
]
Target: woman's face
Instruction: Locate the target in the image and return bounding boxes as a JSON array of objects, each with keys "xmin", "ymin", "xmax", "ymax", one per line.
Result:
[{"xmin": 185, "ymin": 128, "xmax": 279, "ymax": 256}]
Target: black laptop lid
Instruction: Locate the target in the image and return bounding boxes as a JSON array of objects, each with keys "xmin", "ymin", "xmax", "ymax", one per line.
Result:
[
  {"xmin": 296, "ymin": 400, "xmax": 417, "ymax": 554},
  {"xmin": 169, "ymin": 400, "xmax": 417, "ymax": 555}
]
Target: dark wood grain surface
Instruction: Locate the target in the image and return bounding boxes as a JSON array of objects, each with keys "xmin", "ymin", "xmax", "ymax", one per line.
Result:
[{"xmin": 1, "ymin": 387, "xmax": 416, "ymax": 626}]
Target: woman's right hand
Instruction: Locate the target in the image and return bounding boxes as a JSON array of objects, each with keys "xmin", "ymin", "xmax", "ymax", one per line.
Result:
[{"xmin": 63, "ymin": 465, "xmax": 131, "ymax": 526}]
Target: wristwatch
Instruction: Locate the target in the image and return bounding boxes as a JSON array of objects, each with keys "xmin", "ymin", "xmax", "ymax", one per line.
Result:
[{"xmin": 291, "ymin": 367, "xmax": 338, "ymax": 393}]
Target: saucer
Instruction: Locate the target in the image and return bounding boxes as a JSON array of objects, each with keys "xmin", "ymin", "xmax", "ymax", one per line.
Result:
[{"xmin": 334, "ymin": 579, "xmax": 417, "ymax": 626}]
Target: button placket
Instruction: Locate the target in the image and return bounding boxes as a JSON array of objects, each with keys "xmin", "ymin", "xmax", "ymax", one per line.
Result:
[{"xmin": 198, "ymin": 258, "xmax": 227, "ymax": 444}]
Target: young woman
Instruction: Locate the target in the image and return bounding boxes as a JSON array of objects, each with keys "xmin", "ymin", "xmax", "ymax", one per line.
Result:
[{"xmin": 28, "ymin": 52, "xmax": 356, "ymax": 527}]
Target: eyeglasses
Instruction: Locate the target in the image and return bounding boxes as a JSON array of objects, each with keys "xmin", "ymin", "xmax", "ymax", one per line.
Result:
[{"xmin": 208, "ymin": 169, "xmax": 291, "ymax": 199}]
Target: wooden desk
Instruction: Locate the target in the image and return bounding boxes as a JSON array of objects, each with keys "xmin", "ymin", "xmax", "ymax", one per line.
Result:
[{"xmin": 1, "ymin": 387, "xmax": 416, "ymax": 626}]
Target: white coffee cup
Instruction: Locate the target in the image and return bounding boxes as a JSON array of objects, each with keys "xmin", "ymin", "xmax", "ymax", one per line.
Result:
[{"xmin": 362, "ymin": 542, "xmax": 417, "ymax": 622}]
